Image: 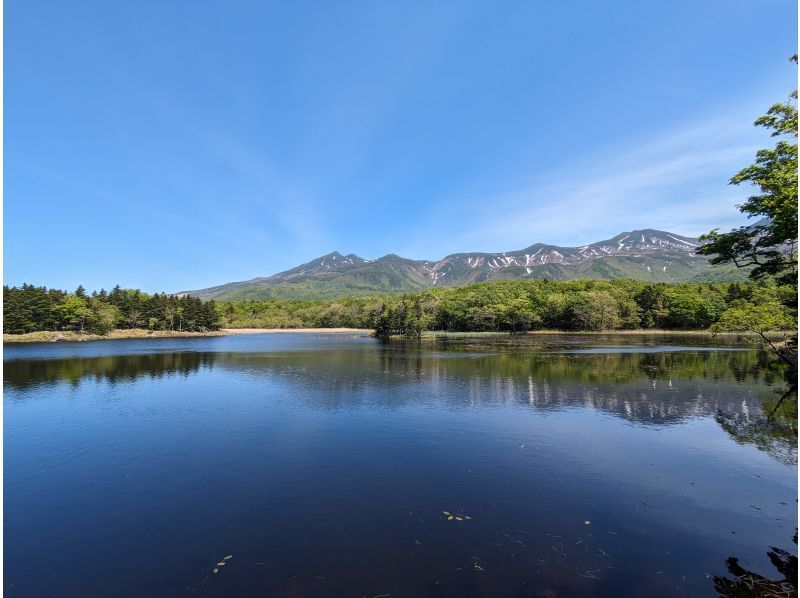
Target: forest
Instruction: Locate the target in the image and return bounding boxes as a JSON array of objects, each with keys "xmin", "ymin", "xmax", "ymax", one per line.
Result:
[
  {"xmin": 215, "ymin": 279, "xmax": 795, "ymax": 337},
  {"xmin": 3, "ymin": 284, "xmax": 220, "ymax": 334},
  {"xmin": 4, "ymin": 279, "xmax": 794, "ymax": 338}
]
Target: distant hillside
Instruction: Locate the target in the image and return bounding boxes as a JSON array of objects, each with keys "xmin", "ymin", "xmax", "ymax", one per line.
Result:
[{"xmin": 183, "ymin": 229, "xmax": 748, "ymax": 300}]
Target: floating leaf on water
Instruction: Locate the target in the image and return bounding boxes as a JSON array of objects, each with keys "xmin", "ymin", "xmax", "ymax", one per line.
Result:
[
  {"xmin": 473, "ymin": 564, "xmax": 485, "ymax": 571},
  {"xmin": 464, "ymin": 516, "xmax": 472, "ymax": 520},
  {"xmin": 223, "ymin": 555, "xmax": 233, "ymax": 560},
  {"xmin": 217, "ymin": 562, "xmax": 226, "ymax": 566},
  {"xmin": 584, "ymin": 520, "xmax": 591, "ymax": 525},
  {"xmin": 213, "ymin": 568, "xmax": 219, "ymax": 574},
  {"xmin": 448, "ymin": 515, "xmax": 454, "ymax": 520},
  {"xmin": 455, "ymin": 517, "xmax": 463, "ymax": 521},
  {"xmin": 442, "ymin": 511, "xmax": 451, "ymax": 516}
]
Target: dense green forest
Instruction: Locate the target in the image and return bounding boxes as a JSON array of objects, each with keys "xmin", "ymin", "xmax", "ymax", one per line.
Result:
[
  {"xmin": 4, "ymin": 279, "xmax": 794, "ymax": 337},
  {"xmin": 3, "ymin": 284, "xmax": 220, "ymax": 334},
  {"xmin": 216, "ymin": 279, "xmax": 795, "ymax": 336}
]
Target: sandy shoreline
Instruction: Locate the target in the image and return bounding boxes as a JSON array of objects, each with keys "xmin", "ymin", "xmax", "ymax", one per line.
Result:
[
  {"xmin": 224, "ymin": 327, "xmax": 371, "ymax": 334},
  {"xmin": 3, "ymin": 327, "xmax": 372, "ymax": 343},
  {"xmin": 4, "ymin": 327, "xmax": 781, "ymax": 344}
]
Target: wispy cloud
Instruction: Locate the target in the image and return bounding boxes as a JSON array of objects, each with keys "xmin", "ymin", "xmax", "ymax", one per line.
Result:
[{"xmin": 401, "ymin": 100, "xmax": 771, "ymax": 257}]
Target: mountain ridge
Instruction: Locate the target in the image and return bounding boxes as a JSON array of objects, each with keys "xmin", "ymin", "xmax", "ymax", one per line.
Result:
[{"xmin": 183, "ymin": 228, "xmax": 746, "ymax": 300}]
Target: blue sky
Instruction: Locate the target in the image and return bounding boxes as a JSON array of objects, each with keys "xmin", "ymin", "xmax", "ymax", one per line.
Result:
[{"xmin": 5, "ymin": 1, "xmax": 797, "ymax": 293}]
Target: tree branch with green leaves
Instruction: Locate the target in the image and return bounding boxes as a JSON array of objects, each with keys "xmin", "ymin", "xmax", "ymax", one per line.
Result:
[{"xmin": 698, "ymin": 55, "xmax": 798, "ymax": 289}]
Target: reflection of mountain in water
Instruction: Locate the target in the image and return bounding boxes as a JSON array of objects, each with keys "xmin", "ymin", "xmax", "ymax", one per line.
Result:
[
  {"xmin": 715, "ymin": 386, "xmax": 798, "ymax": 466},
  {"xmin": 6, "ymin": 344, "xmax": 795, "ymax": 463},
  {"xmin": 2, "ymin": 345, "xmax": 778, "ymax": 417}
]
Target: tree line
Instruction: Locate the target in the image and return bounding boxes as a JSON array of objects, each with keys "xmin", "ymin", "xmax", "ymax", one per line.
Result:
[
  {"xmin": 4, "ymin": 279, "xmax": 794, "ymax": 338},
  {"xmin": 3, "ymin": 284, "xmax": 220, "ymax": 334},
  {"xmin": 216, "ymin": 279, "xmax": 795, "ymax": 338}
]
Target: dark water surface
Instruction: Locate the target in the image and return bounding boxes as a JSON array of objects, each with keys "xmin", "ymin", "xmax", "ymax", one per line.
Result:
[{"xmin": 4, "ymin": 333, "xmax": 797, "ymax": 597}]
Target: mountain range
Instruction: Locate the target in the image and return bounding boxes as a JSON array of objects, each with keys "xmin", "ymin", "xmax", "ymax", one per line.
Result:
[{"xmin": 183, "ymin": 228, "xmax": 746, "ymax": 300}]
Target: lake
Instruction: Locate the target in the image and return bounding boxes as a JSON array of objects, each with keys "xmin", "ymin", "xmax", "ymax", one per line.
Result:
[{"xmin": 4, "ymin": 333, "xmax": 797, "ymax": 597}]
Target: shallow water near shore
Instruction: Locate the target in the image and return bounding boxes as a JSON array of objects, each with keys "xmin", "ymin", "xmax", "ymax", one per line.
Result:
[{"xmin": 4, "ymin": 333, "xmax": 797, "ymax": 597}]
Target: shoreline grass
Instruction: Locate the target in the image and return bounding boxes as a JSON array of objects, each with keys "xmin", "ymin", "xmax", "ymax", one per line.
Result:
[
  {"xmin": 4, "ymin": 327, "xmax": 793, "ymax": 344},
  {"xmin": 418, "ymin": 329, "xmax": 792, "ymax": 337},
  {"xmin": 3, "ymin": 329, "xmax": 228, "ymax": 344}
]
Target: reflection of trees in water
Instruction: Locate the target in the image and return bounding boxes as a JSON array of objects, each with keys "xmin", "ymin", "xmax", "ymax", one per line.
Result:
[
  {"xmin": 487, "ymin": 374, "xmax": 763, "ymax": 424},
  {"xmin": 380, "ymin": 343, "xmax": 783, "ymax": 386},
  {"xmin": 4, "ymin": 352, "xmax": 215, "ymax": 391},
  {"xmin": 373, "ymin": 349, "xmax": 780, "ymax": 425},
  {"xmin": 4, "ymin": 342, "xmax": 772, "ymax": 388},
  {"xmin": 183, "ymin": 348, "xmax": 775, "ymax": 423},
  {"xmin": 715, "ymin": 386, "xmax": 798, "ymax": 466},
  {"xmin": 5, "ymin": 347, "xmax": 792, "ymax": 443},
  {"xmin": 712, "ymin": 531, "xmax": 797, "ymax": 597}
]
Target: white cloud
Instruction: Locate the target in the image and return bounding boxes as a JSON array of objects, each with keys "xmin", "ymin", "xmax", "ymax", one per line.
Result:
[{"xmin": 401, "ymin": 99, "xmax": 771, "ymax": 257}]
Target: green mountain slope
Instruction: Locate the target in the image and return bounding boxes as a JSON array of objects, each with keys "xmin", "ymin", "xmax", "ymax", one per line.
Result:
[{"xmin": 183, "ymin": 230, "xmax": 750, "ymax": 300}]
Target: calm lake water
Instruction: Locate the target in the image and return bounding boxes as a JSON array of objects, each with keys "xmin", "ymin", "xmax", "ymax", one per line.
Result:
[{"xmin": 4, "ymin": 333, "xmax": 797, "ymax": 597}]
